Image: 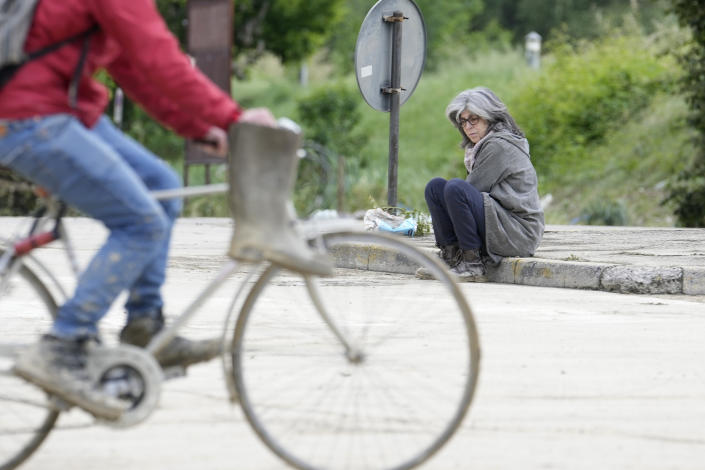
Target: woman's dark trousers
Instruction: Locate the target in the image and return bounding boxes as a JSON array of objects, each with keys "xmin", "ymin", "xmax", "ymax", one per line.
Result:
[{"xmin": 424, "ymin": 177, "xmax": 486, "ymax": 251}]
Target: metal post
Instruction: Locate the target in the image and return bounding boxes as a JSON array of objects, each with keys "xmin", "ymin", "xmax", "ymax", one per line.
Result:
[
  {"xmin": 113, "ymin": 88, "xmax": 124, "ymax": 129},
  {"xmin": 525, "ymin": 31, "xmax": 542, "ymax": 70},
  {"xmin": 337, "ymin": 154, "xmax": 345, "ymax": 213},
  {"xmin": 386, "ymin": 10, "xmax": 404, "ymax": 209}
]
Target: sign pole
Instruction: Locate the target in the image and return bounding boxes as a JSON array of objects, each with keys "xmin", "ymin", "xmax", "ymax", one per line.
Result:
[{"xmin": 384, "ymin": 11, "xmax": 404, "ymax": 209}]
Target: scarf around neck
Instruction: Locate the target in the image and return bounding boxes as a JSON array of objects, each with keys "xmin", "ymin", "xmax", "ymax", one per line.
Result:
[{"xmin": 464, "ymin": 130, "xmax": 494, "ymax": 174}]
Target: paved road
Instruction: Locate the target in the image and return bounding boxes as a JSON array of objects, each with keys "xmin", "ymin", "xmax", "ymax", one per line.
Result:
[
  {"xmin": 3, "ymin": 217, "xmax": 705, "ymax": 469},
  {"xmin": 15, "ymin": 273, "xmax": 705, "ymax": 470}
]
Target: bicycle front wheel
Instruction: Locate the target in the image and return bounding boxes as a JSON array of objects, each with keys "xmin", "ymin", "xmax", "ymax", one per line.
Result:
[
  {"xmin": 0, "ymin": 251, "xmax": 60, "ymax": 470},
  {"xmin": 232, "ymin": 231, "xmax": 480, "ymax": 470}
]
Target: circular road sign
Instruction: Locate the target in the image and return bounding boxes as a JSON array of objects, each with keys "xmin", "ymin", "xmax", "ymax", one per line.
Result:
[{"xmin": 354, "ymin": 0, "xmax": 426, "ymax": 112}]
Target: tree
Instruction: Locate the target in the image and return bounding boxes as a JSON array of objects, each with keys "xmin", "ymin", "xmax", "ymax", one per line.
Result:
[
  {"xmin": 322, "ymin": 0, "xmax": 370, "ymax": 74},
  {"xmin": 156, "ymin": 0, "xmax": 345, "ymax": 76},
  {"xmin": 414, "ymin": 0, "xmax": 484, "ymax": 68},
  {"xmin": 157, "ymin": 0, "xmax": 188, "ymax": 44},
  {"xmin": 233, "ymin": 0, "xmax": 345, "ymax": 77},
  {"xmin": 664, "ymin": 0, "xmax": 705, "ymax": 226}
]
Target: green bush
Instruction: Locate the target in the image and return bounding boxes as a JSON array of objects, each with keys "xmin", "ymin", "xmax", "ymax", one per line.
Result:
[
  {"xmin": 296, "ymin": 83, "xmax": 366, "ymax": 157},
  {"xmin": 665, "ymin": 160, "xmax": 705, "ymax": 227},
  {"xmin": 511, "ymin": 33, "xmax": 676, "ymax": 181}
]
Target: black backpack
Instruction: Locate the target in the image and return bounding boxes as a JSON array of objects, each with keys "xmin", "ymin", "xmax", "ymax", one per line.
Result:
[{"xmin": 0, "ymin": 0, "xmax": 97, "ymax": 106}]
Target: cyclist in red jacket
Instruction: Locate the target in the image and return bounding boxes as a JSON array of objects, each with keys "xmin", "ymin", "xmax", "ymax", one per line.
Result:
[{"xmin": 0, "ymin": 0, "xmax": 310, "ymax": 420}]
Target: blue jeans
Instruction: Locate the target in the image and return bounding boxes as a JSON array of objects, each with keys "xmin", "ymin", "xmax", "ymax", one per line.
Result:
[
  {"xmin": 424, "ymin": 177, "xmax": 486, "ymax": 251},
  {"xmin": 0, "ymin": 115, "xmax": 181, "ymax": 339}
]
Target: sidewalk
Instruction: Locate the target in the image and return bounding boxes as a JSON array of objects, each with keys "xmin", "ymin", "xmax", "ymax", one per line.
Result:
[
  {"xmin": 2, "ymin": 217, "xmax": 703, "ymax": 295},
  {"xmin": 359, "ymin": 225, "xmax": 705, "ymax": 295}
]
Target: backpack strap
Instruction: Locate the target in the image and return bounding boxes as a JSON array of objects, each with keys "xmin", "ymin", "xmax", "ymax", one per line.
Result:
[
  {"xmin": 25, "ymin": 25, "xmax": 99, "ymax": 62},
  {"xmin": 0, "ymin": 24, "xmax": 99, "ymax": 108},
  {"xmin": 66, "ymin": 27, "xmax": 98, "ymax": 108}
]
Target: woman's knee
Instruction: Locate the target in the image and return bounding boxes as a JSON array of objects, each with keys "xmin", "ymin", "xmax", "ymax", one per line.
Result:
[
  {"xmin": 444, "ymin": 179, "xmax": 482, "ymax": 207},
  {"xmin": 425, "ymin": 177, "xmax": 447, "ymax": 200},
  {"xmin": 443, "ymin": 178, "xmax": 467, "ymax": 199}
]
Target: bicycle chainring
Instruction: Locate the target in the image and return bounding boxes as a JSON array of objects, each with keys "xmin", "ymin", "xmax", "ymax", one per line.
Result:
[{"xmin": 87, "ymin": 344, "xmax": 163, "ymax": 428}]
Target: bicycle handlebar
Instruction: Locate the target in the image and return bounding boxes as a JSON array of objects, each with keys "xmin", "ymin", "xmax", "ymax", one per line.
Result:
[{"xmin": 150, "ymin": 183, "xmax": 228, "ymax": 201}]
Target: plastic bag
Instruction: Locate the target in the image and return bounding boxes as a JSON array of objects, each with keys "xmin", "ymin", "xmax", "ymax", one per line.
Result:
[{"xmin": 363, "ymin": 208, "xmax": 417, "ymax": 237}]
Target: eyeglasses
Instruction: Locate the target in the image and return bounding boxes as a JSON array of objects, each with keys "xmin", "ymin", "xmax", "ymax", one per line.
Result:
[{"xmin": 458, "ymin": 116, "xmax": 481, "ymax": 128}]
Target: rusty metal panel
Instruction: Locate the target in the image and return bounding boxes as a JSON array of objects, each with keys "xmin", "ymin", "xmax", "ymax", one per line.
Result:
[
  {"xmin": 188, "ymin": 0, "xmax": 233, "ymax": 50},
  {"xmin": 185, "ymin": 0, "xmax": 233, "ymax": 172},
  {"xmin": 187, "ymin": 0, "xmax": 233, "ymax": 92}
]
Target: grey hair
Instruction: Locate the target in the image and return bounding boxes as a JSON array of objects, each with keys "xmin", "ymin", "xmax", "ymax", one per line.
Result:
[{"xmin": 445, "ymin": 87, "xmax": 524, "ymax": 149}]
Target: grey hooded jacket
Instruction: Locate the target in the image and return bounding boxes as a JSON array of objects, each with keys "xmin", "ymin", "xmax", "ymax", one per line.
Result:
[{"xmin": 466, "ymin": 131, "xmax": 544, "ymax": 265}]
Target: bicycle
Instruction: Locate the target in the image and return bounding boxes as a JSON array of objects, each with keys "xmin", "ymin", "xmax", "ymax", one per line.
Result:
[{"xmin": 0, "ymin": 178, "xmax": 481, "ymax": 470}]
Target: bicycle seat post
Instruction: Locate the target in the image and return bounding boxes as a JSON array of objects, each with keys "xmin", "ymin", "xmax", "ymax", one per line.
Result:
[{"xmin": 51, "ymin": 201, "xmax": 83, "ymax": 278}]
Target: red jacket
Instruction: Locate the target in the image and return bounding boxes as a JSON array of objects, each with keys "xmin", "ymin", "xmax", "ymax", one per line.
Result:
[{"xmin": 0, "ymin": 0, "xmax": 241, "ymax": 138}]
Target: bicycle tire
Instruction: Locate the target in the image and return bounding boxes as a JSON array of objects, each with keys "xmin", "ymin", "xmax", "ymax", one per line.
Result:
[
  {"xmin": 231, "ymin": 231, "xmax": 480, "ymax": 470},
  {"xmin": 0, "ymin": 250, "xmax": 60, "ymax": 470}
]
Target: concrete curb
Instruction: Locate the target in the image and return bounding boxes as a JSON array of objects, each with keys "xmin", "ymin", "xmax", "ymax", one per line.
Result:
[
  {"xmin": 335, "ymin": 243, "xmax": 705, "ymax": 296},
  {"xmin": 3, "ymin": 217, "xmax": 700, "ymax": 295}
]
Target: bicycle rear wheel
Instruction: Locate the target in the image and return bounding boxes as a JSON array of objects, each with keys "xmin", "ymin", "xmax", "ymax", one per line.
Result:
[
  {"xmin": 231, "ymin": 231, "xmax": 480, "ymax": 470},
  {"xmin": 0, "ymin": 251, "xmax": 60, "ymax": 470}
]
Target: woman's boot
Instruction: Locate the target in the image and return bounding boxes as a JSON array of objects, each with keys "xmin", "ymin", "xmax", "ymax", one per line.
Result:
[
  {"xmin": 415, "ymin": 244, "xmax": 461, "ymax": 280},
  {"xmin": 449, "ymin": 248, "xmax": 487, "ymax": 282}
]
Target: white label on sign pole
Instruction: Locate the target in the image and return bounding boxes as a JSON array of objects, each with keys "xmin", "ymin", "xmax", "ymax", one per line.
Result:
[{"xmin": 360, "ymin": 65, "xmax": 373, "ymax": 78}]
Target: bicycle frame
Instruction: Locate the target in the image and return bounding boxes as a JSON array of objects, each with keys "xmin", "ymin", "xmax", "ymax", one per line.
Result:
[{"xmin": 0, "ymin": 199, "xmax": 78, "ymax": 306}]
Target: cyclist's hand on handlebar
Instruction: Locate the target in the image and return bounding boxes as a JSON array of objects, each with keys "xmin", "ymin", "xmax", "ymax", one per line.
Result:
[
  {"xmin": 239, "ymin": 107, "xmax": 277, "ymax": 127},
  {"xmin": 195, "ymin": 126, "xmax": 228, "ymax": 158},
  {"xmin": 194, "ymin": 108, "xmax": 280, "ymax": 157}
]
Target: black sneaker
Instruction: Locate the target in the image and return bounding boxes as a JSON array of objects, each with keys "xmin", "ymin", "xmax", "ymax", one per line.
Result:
[
  {"xmin": 119, "ymin": 312, "xmax": 222, "ymax": 369},
  {"xmin": 13, "ymin": 335, "xmax": 129, "ymax": 420}
]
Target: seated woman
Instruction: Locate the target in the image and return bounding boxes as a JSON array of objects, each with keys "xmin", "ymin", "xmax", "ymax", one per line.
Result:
[{"xmin": 418, "ymin": 87, "xmax": 544, "ymax": 282}]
